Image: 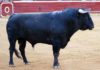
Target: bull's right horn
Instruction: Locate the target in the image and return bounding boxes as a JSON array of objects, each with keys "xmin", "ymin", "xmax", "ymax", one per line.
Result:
[{"xmin": 78, "ymin": 9, "xmax": 88, "ymax": 14}]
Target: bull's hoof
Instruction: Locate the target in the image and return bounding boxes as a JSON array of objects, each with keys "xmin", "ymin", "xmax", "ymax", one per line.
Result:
[
  {"xmin": 25, "ymin": 61, "xmax": 30, "ymax": 65},
  {"xmin": 53, "ymin": 65, "xmax": 60, "ymax": 69},
  {"xmin": 9, "ymin": 62, "xmax": 14, "ymax": 65}
]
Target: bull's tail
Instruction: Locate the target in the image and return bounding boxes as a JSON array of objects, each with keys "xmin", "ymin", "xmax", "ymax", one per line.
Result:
[{"xmin": 15, "ymin": 49, "xmax": 22, "ymax": 59}]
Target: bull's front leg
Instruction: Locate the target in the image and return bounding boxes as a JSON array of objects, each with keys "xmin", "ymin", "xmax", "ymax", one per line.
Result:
[{"xmin": 52, "ymin": 45, "xmax": 60, "ymax": 69}]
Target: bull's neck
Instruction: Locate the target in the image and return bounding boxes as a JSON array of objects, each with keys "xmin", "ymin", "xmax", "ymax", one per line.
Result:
[{"xmin": 67, "ymin": 26, "xmax": 79, "ymax": 42}]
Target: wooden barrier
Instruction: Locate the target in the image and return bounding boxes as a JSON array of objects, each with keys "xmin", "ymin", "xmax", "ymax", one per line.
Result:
[
  {"xmin": 0, "ymin": 1, "xmax": 100, "ymax": 16},
  {"xmin": 13, "ymin": 1, "xmax": 100, "ymax": 13}
]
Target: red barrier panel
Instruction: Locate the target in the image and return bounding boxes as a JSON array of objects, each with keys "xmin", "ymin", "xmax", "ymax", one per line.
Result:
[
  {"xmin": 1, "ymin": 2, "xmax": 13, "ymax": 16},
  {"xmin": 13, "ymin": 1, "xmax": 100, "ymax": 13}
]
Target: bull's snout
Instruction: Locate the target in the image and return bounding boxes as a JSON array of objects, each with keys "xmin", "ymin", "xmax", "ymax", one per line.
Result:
[{"xmin": 89, "ymin": 25, "xmax": 94, "ymax": 30}]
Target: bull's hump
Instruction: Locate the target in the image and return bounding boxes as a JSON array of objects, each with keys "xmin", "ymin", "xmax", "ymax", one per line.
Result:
[{"xmin": 52, "ymin": 10, "xmax": 62, "ymax": 15}]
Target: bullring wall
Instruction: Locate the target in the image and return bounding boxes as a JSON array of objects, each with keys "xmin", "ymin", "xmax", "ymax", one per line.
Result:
[{"xmin": 0, "ymin": 1, "xmax": 100, "ymax": 16}]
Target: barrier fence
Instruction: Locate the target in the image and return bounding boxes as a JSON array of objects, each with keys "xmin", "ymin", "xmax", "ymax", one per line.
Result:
[{"xmin": 0, "ymin": 1, "xmax": 100, "ymax": 16}]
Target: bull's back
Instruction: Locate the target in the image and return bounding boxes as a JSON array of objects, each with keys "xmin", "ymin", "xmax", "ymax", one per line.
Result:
[
  {"xmin": 7, "ymin": 13, "xmax": 52, "ymax": 42},
  {"xmin": 7, "ymin": 13, "xmax": 66, "ymax": 44}
]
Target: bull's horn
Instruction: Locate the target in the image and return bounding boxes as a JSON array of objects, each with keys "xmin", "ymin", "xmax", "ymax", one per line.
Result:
[{"xmin": 78, "ymin": 9, "xmax": 88, "ymax": 14}]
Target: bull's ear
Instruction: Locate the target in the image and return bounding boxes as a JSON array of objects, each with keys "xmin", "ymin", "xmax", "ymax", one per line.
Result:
[{"xmin": 78, "ymin": 9, "xmax": 88, "ymax": 14}]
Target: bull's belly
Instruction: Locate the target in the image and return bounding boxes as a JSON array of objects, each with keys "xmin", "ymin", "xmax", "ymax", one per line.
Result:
[
  {"xmin": 17, "ymin": 32, "xmax": 67, "ymax": 47},
  {"xmin": 27, "ymin": 36, "xmax": 52, "ymax": 45}
]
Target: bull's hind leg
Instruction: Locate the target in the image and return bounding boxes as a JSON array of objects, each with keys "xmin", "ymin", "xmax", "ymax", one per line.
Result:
[
  {"xmin": 18, "ymin": 40, "xmax": 28, "ymax": 64},
  {"xmin": 8, "ymin": 37, "xmax": 16, "ymax": 66}
]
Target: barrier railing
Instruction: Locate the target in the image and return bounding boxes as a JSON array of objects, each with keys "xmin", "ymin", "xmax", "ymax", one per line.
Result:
[{"xmin": 0, "ymin": 1, "xmax": 100, "ymax": 16}]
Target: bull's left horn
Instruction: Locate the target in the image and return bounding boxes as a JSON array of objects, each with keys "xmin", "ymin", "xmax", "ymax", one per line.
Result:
[{"xmin": 78, "ymin": 9, "xmax": 88, "ymax": 14}]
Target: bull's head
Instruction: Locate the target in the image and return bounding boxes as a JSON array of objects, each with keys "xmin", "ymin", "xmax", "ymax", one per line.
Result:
[{"xmin": 78, "ymin": 9, "xmax": 94, "ymax": 30}]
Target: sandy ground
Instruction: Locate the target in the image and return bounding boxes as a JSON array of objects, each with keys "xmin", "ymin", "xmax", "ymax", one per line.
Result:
[{"xmin": 0, "ymin": 14, "xmax": 100, "ymax": 70}]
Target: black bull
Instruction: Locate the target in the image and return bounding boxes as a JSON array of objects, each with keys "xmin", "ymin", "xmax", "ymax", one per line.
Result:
[{"xmin": 6, "ymin": 8, "xmax": 94, "ymax": 68}]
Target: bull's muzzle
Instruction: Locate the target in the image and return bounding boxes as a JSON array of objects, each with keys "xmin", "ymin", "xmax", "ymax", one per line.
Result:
[{"xmin": 89, "ymin": 25, "xmax": 94, "ymax": 30}]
